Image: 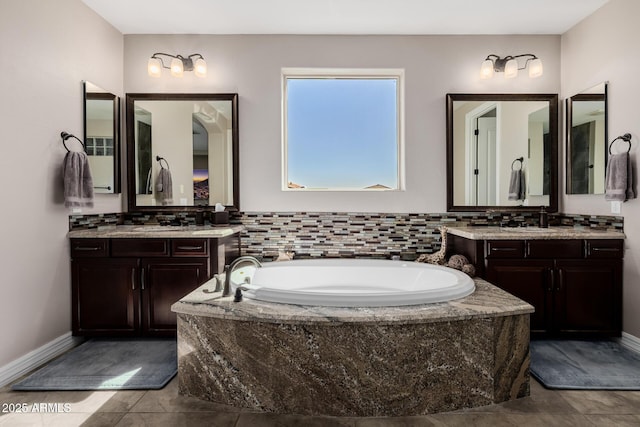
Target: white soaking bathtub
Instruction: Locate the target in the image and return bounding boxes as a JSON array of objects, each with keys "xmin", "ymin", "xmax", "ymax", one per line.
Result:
[{"xmin": 230, "ymin": 258, "xmax": 475, "ymax": 307}]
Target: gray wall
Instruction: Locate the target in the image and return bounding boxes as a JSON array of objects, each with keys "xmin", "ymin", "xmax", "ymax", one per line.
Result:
[
  {"xmin": 124, "ymin": 34, "xmax": 561, "ymax": 213},
  {"xmin": 0, "ymin": 0, "xmax": 123, "ymax": 367}
]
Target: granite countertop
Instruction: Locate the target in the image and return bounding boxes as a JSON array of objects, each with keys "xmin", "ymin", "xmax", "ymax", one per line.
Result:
[
  {"xmin": 171, "ymin": 277, "xmax": 534, "ymax": 326},
  {"xmin": 447, "ymin": 225, "xmax": 625, "ymax": 241},
  {"xmin": 68, "ymin": 224, "xmax": 244, "ymax": 239}
]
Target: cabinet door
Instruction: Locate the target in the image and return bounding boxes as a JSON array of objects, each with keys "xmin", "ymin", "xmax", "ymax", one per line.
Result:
[
  {"xmin": 72, "ymin": 259, "xmax": 139, "ymax": 336},
  {"xmin": 485, "ymin": 259, "xmax": 554, "ymax": 335},
  {"xmin": 141, "ymin": 258, "xmax": 209, "ymax": 336},
  {"xmin": 554, "ymin": 259, "xmax": 622, "ymax": 337}
]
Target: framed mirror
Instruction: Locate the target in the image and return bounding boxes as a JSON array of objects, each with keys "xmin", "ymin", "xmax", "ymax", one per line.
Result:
[
  {"xmin": 126, "ymin": 93, "xmax": 239, "ymax": 212},
  {"xmin": 446, "ymin": 93, "xmax": 558, "ymax": 212},
  {"xmin": 566, "ymin": 82, "xmax": 608, "ymax": 194},
  {"xmin": 83, "ymin": 81, "xmax": 120, "ymax": 193}
]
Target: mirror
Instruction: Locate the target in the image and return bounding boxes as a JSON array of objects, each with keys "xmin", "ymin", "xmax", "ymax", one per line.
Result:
[
  {"xmin": 446, "ymin": 93, "xmax": 558, "ymax": 212},
  {"xmin": 566, "ymin": 82, "xmax": 608, "ymax": 194},
  {"xmin": 83, "ymin": 81, "xmax": 120, "ymax": 193},
  {"xmin": 126, "ymin": 93, "xmax": 239, "ymax": 212}
]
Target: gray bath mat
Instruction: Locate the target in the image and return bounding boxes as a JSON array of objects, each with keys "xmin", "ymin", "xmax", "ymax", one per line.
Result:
[
  {"xmin": 12, "ymin": 338, "xmax": 176, "ymax": 391},
  {"xmin": 530, "ymin": 339, "xmax": 640, "ymax": 390}
]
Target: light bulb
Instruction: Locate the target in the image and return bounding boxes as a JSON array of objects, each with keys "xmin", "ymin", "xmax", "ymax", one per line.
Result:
[
  {"xmin": 147, "ymin": 57, "xmax": 162, "ymax": 78},
  {"xmin": 194, "ymin": 58, "xmax": 207, "ymax": 78},
  {"xmin": 504, "ymin": 58, "xmax": 518, "ymax": 79},
  {"xmin": 480, "ymin": 59, "xmax": 494, "ymax": 79},
  {"xmin": 170, "ymin": 57, "xmax": 184, "ymax": 77},
  {"xmin": 528, "ymin": 58, "xmax": 543, "ymax": 78}
]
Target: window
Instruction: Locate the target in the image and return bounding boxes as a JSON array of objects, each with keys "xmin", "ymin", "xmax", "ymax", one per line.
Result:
[
  {"xmin": 85, "ymin": 137, "xmax": 114, "ymax": 156},
  {"xmin": 282, "ymin": 68, "xmax": 404, "ymax": 191}
]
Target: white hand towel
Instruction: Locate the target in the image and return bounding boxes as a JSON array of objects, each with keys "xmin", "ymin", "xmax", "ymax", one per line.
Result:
[{"xmin": 63, "ymin": 151, "xmax": 94, "ymax": 208}]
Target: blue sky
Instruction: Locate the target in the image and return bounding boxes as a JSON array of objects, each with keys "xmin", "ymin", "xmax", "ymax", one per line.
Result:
[{"xmin": 286, "ymin": 78, "xmax": 398, "ymax": 189}]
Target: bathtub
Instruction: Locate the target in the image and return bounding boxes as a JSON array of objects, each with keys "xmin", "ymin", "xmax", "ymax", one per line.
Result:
[
  {"xmin": 173, "ymin": 268, "xmax": 534, "ymax": 416},
  {"xmin": 230, "ymin": 258, "xmax": 475, "ymax": 307}
]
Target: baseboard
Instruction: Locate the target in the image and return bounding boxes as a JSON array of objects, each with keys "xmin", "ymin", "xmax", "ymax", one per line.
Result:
[
  {"xmin": 0, "ymin": 332, "xmax": 83, "ymax": 388},
  {"xmin": 618, "ymin": 332, "xmax": 640, "ymax": 354}
]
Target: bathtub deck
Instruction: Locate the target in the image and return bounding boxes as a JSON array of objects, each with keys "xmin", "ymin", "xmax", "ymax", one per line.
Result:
[{"xmin": 172, "ymin": 278, "xmax": 533, "ymax": 417}]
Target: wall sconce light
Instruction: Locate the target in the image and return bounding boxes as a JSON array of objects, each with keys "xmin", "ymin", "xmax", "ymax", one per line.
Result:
[
  {"xmin": 480, "ymin": 54, "xmax": 543, "ymax": 80},
  {"xmin": 147, "ymin": 53, "xmax": 207, "ymax": 78}
]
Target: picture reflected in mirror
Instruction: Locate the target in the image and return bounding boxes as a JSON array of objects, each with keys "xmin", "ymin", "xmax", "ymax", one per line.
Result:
[
  {"xmin": 566, "ymin": 82, "xmax": 607, "ymax": 195},
  {"xmin": 446, "ymin": 93, "xmax": 558, "ymax": 212},
  {"xmin": 126, "ymin": 93, "xmax": 239, "ymax": 212},
  {"xmin": 83, "ymin": 81, "xmax": 119, "ymax": 193}
]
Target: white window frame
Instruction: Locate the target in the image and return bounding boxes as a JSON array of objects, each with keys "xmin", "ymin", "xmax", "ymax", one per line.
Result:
[{"xmin": 281, "ymin": 67, "xmax": 405, "ymax": 191}]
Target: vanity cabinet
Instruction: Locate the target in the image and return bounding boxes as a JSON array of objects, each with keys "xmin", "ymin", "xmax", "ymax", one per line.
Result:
[
  {"xmin": 448, "ymin": 234, "xmax": 623, "ymax": 338},
  {"xmin": 71, "ymin": 235, "xmax": 239, "ymax": 337}
]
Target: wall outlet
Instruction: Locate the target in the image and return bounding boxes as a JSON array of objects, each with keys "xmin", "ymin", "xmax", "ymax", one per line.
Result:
[{"xmin": 611, "ymin": 201, "xmax": 621, "ymax": 214}]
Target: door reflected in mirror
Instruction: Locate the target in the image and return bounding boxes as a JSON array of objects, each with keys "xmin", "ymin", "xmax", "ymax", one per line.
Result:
[
  {"xmin": 566, "ymin": 82, "xmax": 607, "ymax": 195},
  {"xmin": 446, "ymin": 93, "xmax": 558, "ymax": 212},
  {"xmin": 126, "ymin": 93, "xmax": 239, "ymax": 212},
  {"xmin": 84, "ymin": 81, "xmax": 119, "ymax": 193}
]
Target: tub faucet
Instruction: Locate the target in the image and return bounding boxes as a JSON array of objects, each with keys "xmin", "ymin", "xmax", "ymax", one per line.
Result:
[{"xmin": 223, "ymin": 256, "xmax": 262, "ymax": 297}]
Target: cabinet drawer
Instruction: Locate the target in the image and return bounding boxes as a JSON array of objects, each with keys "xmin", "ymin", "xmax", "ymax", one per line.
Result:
[
  {"xmin": 171, "ymin": 239, "xmax": 209, "ymax": 257},
  {"xmin": 526, "ymin": 240, "xmax": 582, "ymax": 259},
  {"xmin": 486, "ymin": 240, "xmax": 524, "ymax": 258},
  {"xmin": 111, "ymin": 239, "xmax": 169, "ymax": 257},
  {"xmin": 585, "ymin": 240, "xmax": 624, "ymax": 259},
  {"xmin": 70, "ymin": 239, "xmax": 109, "ymax": 258}
]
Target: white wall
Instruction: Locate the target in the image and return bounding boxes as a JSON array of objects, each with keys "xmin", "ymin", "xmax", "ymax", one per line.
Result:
[
  {"xmin": 561, "ymin": 0, "xmax": 640, "ymax": 336},
  {"xmin": 124, "ymin": 34, "xmax": 561, "ymax": 213},
  {"xmin": 0, "ymin": 0, "xmax": 123, "ymax": 366}
]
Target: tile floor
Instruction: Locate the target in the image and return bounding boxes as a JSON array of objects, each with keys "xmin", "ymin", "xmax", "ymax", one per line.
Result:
[{"xmin": 2, "ymin": 377, "xmax": 640, "ymax": 426}]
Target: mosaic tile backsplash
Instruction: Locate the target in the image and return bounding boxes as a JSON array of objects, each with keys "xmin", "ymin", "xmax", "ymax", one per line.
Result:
[{"xmin": 69, "ymin": 211, "xmax": 623, "ymax": 262}]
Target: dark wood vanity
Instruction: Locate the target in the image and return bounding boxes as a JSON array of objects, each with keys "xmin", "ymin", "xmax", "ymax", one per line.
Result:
[
  {"xmin": 447, "ymin": 227, "xmax": 624, "ymax": 338},
  {"xmin": 69, "ymin": 229, "xmax": 240, "ymax": 337}
]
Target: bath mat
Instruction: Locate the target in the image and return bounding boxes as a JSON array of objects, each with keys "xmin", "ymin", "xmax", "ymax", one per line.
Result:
[
  {"xmin": 530, "ymin": 339, "xmax": 640, "ymax": 390},
  {"xmin": 12, "ymin": 338, "xmax": 176, "ymax": 391}
]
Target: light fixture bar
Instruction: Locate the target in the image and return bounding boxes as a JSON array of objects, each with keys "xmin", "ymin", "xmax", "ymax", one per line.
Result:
[
  {"xmin": 148, "ymin": 53, "xmax": 207, "ymax": 78},
  {"xmin": 480, "ymin": 54, "xmax": 542, "ymax": 80}
]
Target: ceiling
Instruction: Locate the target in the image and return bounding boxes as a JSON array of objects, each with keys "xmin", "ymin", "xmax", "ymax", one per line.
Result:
[{"xmin": 82, "ymin": 0, "xmax": 609, "ymax": 35}]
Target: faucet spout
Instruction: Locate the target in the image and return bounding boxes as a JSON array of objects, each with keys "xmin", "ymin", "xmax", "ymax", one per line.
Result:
[{"xmin": 223, "ymin": 256, "xmax": 262, "ymax": 297}]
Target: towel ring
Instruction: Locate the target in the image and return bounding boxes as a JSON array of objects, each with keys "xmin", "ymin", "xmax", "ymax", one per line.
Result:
[
  {"xmin": 511, "ymin": 157, "xmax": 524, "ymax": 171},
  {"xmin": 608, "ymin": 133, "xmax": 632, "ymax": 155},
  {"xmin": 60, "ymin": 132, "xmax": 86, "ymax": 152},
  {"xmin": 156, "ymin": 155, "xmax": 170, "ymax": 169}
]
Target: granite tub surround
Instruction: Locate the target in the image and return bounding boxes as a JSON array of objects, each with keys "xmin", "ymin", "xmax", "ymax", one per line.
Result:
[
  {"xmin": 446, "ymin": 225, "xmax": 625, "ymax": 241},
  {"xmin": 172, "ymin": 279, "xmax": 533, "ymax": 416},
  {"xmin": 67, "ymin": 224, "xmax": 244, "ymax": 239}
]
